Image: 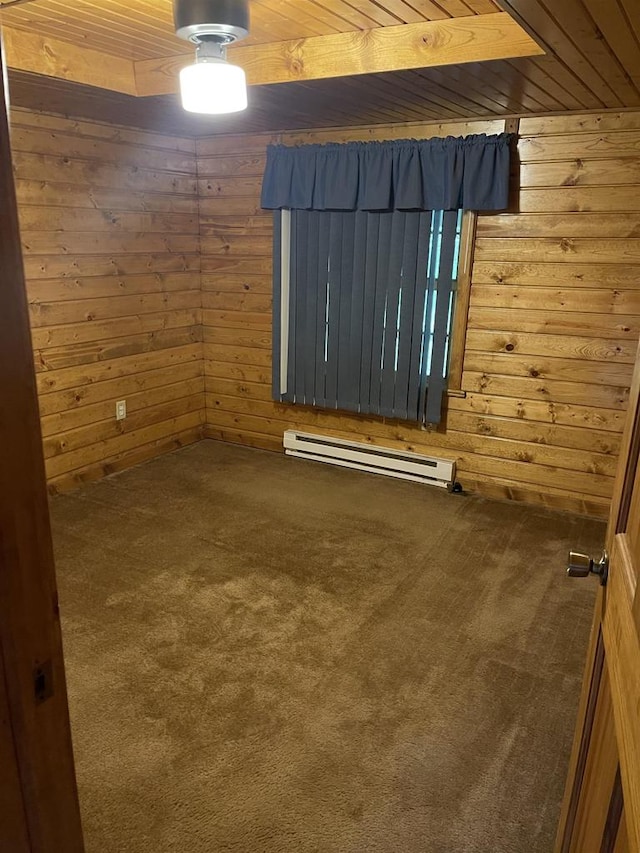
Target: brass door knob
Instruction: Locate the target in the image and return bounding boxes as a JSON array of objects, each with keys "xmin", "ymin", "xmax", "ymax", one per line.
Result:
[{"xmin": 567, "ymin": 550, "xmax": 608, "ymax": 585}]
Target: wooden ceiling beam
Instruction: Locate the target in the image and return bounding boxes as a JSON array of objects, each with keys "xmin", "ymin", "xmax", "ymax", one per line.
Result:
[
  {"xmin": 1, "ymin": 12, "xmax": 543, "ymax": 100},
  {"xmin": 1, "ymin": 24, "xmax": 137, "ymax": 95},
  {"xmin": 135, "ymin": 12, "xmax": 544, "ymax": 97}
]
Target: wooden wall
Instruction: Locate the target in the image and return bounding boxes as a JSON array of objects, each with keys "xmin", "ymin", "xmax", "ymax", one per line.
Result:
[
  {"xmin": 11, "ymin": 108, "xmax": 205, "ymax": 492},
  {"xmin": 198, "ymin": 112, "xmax": 640, "ymax": 518},
  {"xmin": 11, "ymin": 105, "xmax": 638, "ymax": 514}
]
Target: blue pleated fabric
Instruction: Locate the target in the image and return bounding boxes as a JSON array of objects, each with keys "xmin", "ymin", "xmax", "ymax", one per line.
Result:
[{"xmin": 261, "ymin": 133, "xmax": 512, "ymax": 212}]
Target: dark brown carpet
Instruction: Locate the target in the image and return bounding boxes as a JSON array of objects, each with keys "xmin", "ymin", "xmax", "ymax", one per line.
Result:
[{"xmin": 50, "ymin": 440, "xmax": 603, "ymax": 853}]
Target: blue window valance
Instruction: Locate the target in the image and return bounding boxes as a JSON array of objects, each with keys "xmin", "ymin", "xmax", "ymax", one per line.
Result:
[{"xmin": 261, "ymin": 133, "xmax": 512, "ymax": 213}]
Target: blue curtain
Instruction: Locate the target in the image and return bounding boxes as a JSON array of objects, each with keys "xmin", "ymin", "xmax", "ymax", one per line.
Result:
[{"xmin": 261, "ymin": 133, "xmax": 512, "ymax": 213}]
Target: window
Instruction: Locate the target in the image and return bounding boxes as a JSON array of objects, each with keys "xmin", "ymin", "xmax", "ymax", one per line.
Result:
[
  {"xmin": 263, "ymin": 135, "xmax": 509, "ymax": 425},
  {"xmin": 272, "ymin": 208, "xmax": 474, "ymax": 425}
]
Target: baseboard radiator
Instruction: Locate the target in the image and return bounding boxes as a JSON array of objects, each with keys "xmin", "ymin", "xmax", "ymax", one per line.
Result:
[{"xmin": 283, "ymin": 430, "xmax": 455, "ymax": 489}]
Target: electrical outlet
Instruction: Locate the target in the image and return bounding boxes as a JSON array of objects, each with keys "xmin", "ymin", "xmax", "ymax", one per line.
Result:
[{"xmin": 116, "ymin": 400, "xmax": 127, "ymax": 421}]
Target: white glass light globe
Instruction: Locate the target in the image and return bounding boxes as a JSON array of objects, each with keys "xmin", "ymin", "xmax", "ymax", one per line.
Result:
[{"xmin": 179, "ymin": 60, "xmax": 248, "ymax": 114}]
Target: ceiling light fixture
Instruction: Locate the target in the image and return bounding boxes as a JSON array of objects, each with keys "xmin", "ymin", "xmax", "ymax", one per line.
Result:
[{"xmin": 174, "ymin": 0, "xmax": 250, "ymax": 115}]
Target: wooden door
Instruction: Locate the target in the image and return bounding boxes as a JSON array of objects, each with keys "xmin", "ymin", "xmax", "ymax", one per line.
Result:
[
  {"xmin": 556, "ymin": 346, "xmax": 640, "ymax": 850},
  {"xmin": 0, "ymin": 37, "xmax": 85, "ymax": 853}
]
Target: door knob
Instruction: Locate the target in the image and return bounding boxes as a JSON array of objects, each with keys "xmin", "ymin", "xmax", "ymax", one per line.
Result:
[{"xmin": 567, "ymin": 550, "xmax": 608, "ymax": 585}]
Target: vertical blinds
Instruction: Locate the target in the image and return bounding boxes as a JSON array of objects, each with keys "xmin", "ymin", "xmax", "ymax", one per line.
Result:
[{"xmin": 272, "ymin": 208, "xmax": 462, "ymax": 424}]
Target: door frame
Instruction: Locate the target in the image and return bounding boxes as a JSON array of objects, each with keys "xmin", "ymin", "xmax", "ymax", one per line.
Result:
[{"xmin": 0, "ymin": 36, "xmax": 85, "ymax": 852}]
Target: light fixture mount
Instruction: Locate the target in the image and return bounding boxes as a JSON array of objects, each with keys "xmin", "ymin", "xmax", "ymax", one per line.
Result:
[
  {"xmin": 174, "ymin": 0, "xmax": 249, "ymax": 45},
  {"xmin": 193, "ymin": 35, "xmax": 230, "ymax": 62}
]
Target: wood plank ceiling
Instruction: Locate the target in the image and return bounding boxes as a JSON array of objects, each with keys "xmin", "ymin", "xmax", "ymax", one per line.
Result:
[
  {"xmin": 0, "ymin": 0, "xmax": 505, "ymax": 60},
  {"xmin": 1, "ymin": 0, "xmax": 640, "ymax": 134}
]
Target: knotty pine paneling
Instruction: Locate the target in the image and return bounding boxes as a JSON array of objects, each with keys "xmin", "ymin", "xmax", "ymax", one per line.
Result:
[
  {"xmin": 197, "ymin": 113, "xmax": 640, "ymax": 518},
  {"xmin": 11, "ymin": 107, "xmax": 205, "ymax": 491},
  {"xmin": 0, "ymin": 0, "xmax": 502, "ymax": 63}
]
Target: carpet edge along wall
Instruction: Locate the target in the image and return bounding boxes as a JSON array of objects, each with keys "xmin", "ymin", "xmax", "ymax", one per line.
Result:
[{"xmin": 12, "ymin": 105, "xmax": 640, "ymax": 517}]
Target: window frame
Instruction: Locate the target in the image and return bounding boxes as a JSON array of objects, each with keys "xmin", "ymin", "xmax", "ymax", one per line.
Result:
[{"xmin": 446, "ymin": 210, "xmax": 476, "ymax": 397}]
